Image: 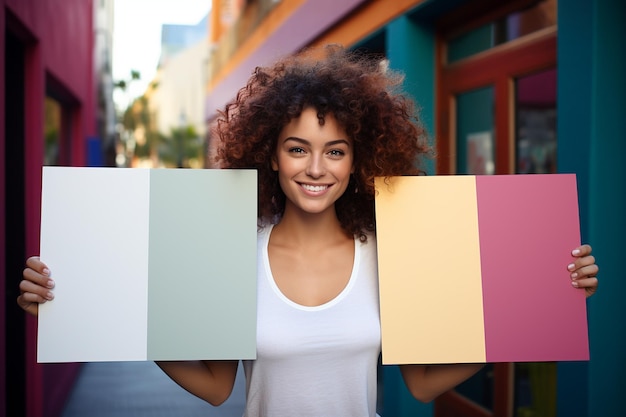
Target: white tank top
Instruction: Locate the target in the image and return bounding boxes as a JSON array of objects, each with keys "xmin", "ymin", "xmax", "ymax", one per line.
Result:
[{"xmin": 243, "ymin": 225, "xmax": 382, "ymax": 417}]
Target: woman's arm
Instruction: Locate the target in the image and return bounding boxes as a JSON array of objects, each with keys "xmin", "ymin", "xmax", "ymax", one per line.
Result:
[
  {"xmin": 156, "ymin": 360, "xmax": 239, "ymax": 406},
  {"xmin": 399, "ymin": 363, "xmax": 484, "ymax": 403}
]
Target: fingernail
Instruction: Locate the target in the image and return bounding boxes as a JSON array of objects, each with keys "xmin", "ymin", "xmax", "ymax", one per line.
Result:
[
  {"xmin": 47, "ymin": 279, "xmax": 55, "ymax": 289},
  {"xmin": 43, "ymin": 268, "xmax": 50, "ymax": 276},
  {"xmin": 571, "ymin": 272, "xmax": 578, "ymax": 279},
  {"xmin": 572, "ymin": 249, "xmax": 581, "ymax": 256},
  {"xmin": 571, "ymin": 281, "xmax": 579, "ymax": 287},
  {"xmin": 567, "ymin": 263, "xmax": 575, "ymax": 271},
  {"xmin": 46, "ymin": 291, "xmax": 54, "ymax": 300}
]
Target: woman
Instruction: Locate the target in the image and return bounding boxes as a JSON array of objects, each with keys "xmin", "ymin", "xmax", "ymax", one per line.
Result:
[{"xmin": 18, "ymin": 45, "xmax": 599, "ymax": 416}]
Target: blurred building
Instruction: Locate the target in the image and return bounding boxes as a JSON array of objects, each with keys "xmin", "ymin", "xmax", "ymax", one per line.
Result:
[
  {"xmin": 94, "ymin": 0, "xmax": 117, "ymax": 167},
  {"xmin": 205, "ymin": 1, "xmax": 625, "ymax": 416},
  {"xmin": 124, "ymin": 13, "xmax": 209, "ymax": 168},
  {"xmin": 1, "ymin": 0, "xmax": 114, "ymax": 416},
  {"xmin": 159, "ymin": 15, "xmax": 208, "ymax": 68},
  {"xmin": 145, "ymin": 14, "xmax": 210, "ymax": 167}
]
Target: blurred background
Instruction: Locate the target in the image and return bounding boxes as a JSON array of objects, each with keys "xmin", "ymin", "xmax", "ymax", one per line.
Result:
[{"xmin": 1, "ymin": 0, "xmax": 624, "ymax": 416}]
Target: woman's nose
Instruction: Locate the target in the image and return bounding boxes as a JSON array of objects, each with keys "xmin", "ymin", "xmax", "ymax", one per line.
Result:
[{"xmin": 305, "ymin": 154, "xmax": 326, "ymax": 178}]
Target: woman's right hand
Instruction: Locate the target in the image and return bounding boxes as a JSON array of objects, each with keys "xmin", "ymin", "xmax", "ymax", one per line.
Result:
[{"xmin": 17, "ymin": 256, "xmax": 55, "ymax": 317}]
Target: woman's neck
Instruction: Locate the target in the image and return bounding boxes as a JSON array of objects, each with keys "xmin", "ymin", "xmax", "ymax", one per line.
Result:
[{"xmin": 272, "ymin": 205, "xmax": 351, "ymax": 248}]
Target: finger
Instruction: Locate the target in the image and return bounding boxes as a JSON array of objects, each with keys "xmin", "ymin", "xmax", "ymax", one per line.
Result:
[
  {"xmin": 16, "ymin": 294, "xmax": 40, "ymax": 316},
  {"xmin": 18, "ymin": 289, "xmax": 50, "ymax": 305},
  {"xmin": 567, "ymin": 255, "xmax": 596, "ymax": 273},
  {"xmin": 584, "ymin": 277, "xmax": 598, "ymax": 298},
  {"xmin": 23, "ymin": 266, "xmax": 55, "ymax": 289},
  {"xmin": 572, "ymin": 276, "xmax": 598, "ymax": 288},
  {"xmin": 25, "ymin": 256, "xmax": 51, "ymax": 276},
  {"xmin": 19, "ymin": 279, "xmax": 54, "ymax": 301},
  {"xmin": 571, "ymin": 244, "xmax": 592, "ymax": 257},
  {"xmin": 571, "ymin": 276, "xmax": 598, "ymax": 297},
  {"xmin": 569, "ymin": 264, "xmax": 599, "ymax": 280}
]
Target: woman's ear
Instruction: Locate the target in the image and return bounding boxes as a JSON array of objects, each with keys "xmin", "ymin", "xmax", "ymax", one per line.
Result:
[{"xmin": 271, "ymin": 156, "xmax": 278, "ymax": 171}]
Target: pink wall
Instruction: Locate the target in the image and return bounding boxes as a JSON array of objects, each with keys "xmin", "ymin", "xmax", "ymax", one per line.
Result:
[
  {"xmin": 6, "ymin": 0, "xmax": 96, "ymax": 113},
  {"xmin": 1, "ymin": 0, "xmax": 96, "ymax": 416}
]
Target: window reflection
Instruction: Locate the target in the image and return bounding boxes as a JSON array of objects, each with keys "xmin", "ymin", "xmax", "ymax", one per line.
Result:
[
  {"xmin": 447, "ymin": 0, "xmax": 557, "ymax": 63},
  {"xmin": 456, "ymin": 87, "xmax": 495, "ymax": 175},
  {"xmin": 44, "ymin": 97, "xmax": 61, "ymax": 165},
  {"xmin": 515, "ymin": 68, "xmax": 557, "ymax": 174}
]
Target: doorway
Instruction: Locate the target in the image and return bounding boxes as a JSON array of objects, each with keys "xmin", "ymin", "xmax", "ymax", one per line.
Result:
[{"xmin": 4, "ymin": 28, "xmax": 27, "ymax": 417}]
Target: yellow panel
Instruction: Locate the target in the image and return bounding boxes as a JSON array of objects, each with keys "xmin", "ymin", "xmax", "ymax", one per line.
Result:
[{"xmin": 375, "ymin": 176, "xmax": 486, "ymax": 364}]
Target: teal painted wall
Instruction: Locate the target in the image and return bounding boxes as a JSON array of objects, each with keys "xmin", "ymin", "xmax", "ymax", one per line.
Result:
[
  {"xmin": 386, "ymin": 15, "xmax": 436, "ymax": 176},
  {"xmin": 558, "ymin": 1, "xmax": 625, "ymax": 416},
  {"xmin": 587, "ymin": 0, "xmax": 626, "ymax": 411},
  {"xmin": 586, "ymin": 0, "xmax": 626, "ymax": 411},
  {"xmin": 566, "ymin": 0, "xmax": 624, "ymax": 416},
  {"xmin": 555, "ymin": 2, "xmax": 592, "ymax": 414}
]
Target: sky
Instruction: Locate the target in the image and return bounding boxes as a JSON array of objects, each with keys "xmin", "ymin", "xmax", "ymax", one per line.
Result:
[{"xmin": 112, "ymin": 0, "xmax": 212, "ymax": 109}]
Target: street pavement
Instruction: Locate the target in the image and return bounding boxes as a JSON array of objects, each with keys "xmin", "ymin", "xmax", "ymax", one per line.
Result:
[{"xmin": 61, "ymin": 361, "xmax": 246, "ymax": 417}]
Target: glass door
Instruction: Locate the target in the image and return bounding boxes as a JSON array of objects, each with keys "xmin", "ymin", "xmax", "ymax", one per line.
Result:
[
  {"xmin": 515, "ymin": 68, "xmax": 557, "ymax": 174},
  {"xmin": 456, "ymin": 86, "xmax": 495, "ymax": 175}
]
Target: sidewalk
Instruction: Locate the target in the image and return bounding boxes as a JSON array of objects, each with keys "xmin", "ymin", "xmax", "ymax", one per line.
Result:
[{"xmin": 61, "ymin": 361, "xmax": 246, "ymax": 417}]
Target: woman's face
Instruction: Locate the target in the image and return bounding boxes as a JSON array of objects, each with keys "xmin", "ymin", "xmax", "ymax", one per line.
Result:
[{"xmin": 272, "ymin": 107, "xmax": 354, "ymax": 217}]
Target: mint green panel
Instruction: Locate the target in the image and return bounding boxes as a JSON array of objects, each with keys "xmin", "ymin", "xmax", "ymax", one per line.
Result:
[{"xmin": 147, "ymin": 169, "xmax": 257, "ymax": 360}]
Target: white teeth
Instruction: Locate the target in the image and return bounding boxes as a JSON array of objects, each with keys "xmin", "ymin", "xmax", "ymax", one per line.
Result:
[{"xmin": 301, "ymin": 184, "xmax": 328, "ymax": 192}]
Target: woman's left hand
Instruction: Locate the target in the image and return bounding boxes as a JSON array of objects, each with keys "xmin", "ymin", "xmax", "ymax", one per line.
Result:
[{"xmin": 568, "ymin": 244, "xmax": 598, "ymax": 298}]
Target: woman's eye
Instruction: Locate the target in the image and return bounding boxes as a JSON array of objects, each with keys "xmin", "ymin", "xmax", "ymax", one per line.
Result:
[
  {"xmin": 328, "ymin": 149, "xmax": 345, "ymax": 157},
  {"xmin": 289, "ymin": 147, "xmax": 305, "ymax": 154}
]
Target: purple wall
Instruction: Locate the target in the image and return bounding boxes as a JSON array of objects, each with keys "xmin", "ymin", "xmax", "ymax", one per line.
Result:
[{"xmin": 205, "ymin": 0, "xmax": 368, "ymax": 120}]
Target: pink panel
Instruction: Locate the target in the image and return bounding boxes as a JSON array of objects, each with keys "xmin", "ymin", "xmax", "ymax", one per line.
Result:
[{"xmin": 476, "ymin": 174, "xmax": 589, "ymax": 362}]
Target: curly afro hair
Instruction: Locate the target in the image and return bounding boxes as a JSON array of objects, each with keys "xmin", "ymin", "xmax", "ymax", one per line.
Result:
[{"xmin": 214, "ymin": 44, "xmax": 431, "ymax": 241}]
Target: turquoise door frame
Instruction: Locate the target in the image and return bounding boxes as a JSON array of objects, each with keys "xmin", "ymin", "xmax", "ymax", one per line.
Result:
[{"xmin": 557, "ymin": 1, "xmax": 626, "ymax": 416}]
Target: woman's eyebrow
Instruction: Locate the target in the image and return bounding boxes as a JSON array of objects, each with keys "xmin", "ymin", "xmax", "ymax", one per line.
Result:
[{"xmin": 284, "ymin": 137, "xmax": 351, "ymax": 147}]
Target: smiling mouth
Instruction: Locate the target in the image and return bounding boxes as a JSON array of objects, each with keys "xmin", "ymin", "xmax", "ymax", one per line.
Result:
[{"xmin": 300, "ymin": 183, "xmax": 329, "ymax": 192}]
